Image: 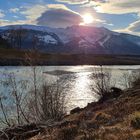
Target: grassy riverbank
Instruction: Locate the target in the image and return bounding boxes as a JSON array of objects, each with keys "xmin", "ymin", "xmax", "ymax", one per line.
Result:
[
  {"xmin": 0, "ymin": 74, "xmax": 140, "ymax": 139},
  {"xmin": 30, "ymin": 86, "xmax": 140, "ymax": 140}
]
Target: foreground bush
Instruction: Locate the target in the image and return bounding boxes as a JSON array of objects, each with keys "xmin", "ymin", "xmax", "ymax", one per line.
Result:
[{"xmin": 0, "ymin": 70, "xmax": 69, "ymax": 127}]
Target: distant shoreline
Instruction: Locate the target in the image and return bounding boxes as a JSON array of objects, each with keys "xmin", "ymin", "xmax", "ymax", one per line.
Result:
[
  {"xmin": 0, "ymin": 58, "xmax": 140, "ymax": 66},
  {"xmin": 1, "ymin": 48, "xmax": 140, "ymax": 66}
]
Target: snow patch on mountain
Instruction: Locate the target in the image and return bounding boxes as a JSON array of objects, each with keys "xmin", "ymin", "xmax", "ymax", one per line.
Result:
[
  {"xmin": 43, "ymin": 35, "xmax": 57, "ymax": 44},
  {"xmin": 99, "ymin": 35, "xmax": 111, "ymax": 47},
  {"xmin": 79, "ymin": 39, "xmax": 89, "ymax": 47},
  {"xmin": 1, "ymin": 24, "xmax": 140, "ymax": 55}
]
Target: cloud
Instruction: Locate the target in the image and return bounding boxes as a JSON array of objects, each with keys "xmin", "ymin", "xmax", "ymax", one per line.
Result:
[
  {"xmin": 1, "ymin": 4, "xmax": 83, "ymax": 27},
  {"xmin": 56, "ymin": 0, "xmax": 106, "ymax": 5},
  {"xmin": 91, "ymin": 0, "xmax": 140, "ymax": 14},
  {"xmin": 56, "ymin": 0, "xmax": 89, "ymax": 4},
  {"xmin": 21, "ymin": 5, "xmax": 48, "ymax": 22},
  {"xmin": 46, "ymin": 4, "xmax": 72, "ymax": 10},
  {"xmin": 114, "ymin": 20, "xmax": 140, "ymax": 36},
  {"xmin": 56, "ymin": 0, "xmax": 140, "ymax": 15},
  {"xmin": 21, "ymin": 4, "xmax": 78, "ymax": 26},
  {"xmin": 9, "ymin": 8, "xmax": 19, "ymax": 13},
  {"xmin": 0, "ymin": 20, "xmax": 27, "ymax": 26},
  {"xmin": 128, "ymin": 20, "xmax": 140, "ymax": 32},
  {"xmin": 0, "ymin": 4, "xmax": 46, "ymax": 26},
  {"xmin": 36, "ymin": 5, "xmax": 83, "ymax": 27},
  {"xmin": 20, "ymin": 3, "xmax": 110, "ymax": 28},
  {"xmin": 0, "ymin": 10, "xmax": 5, "ymax": 18}
]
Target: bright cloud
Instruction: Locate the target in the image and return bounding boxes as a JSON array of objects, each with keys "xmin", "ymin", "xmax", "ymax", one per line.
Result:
[
  {"xmin": 114, "ymin": 20, "xmax": 140, "ymax": 36},
  {"xmin": 20, "ymin": 4, "xmax": 83, "ymax": 27},
  {"xmin": 92, "ymin": 0, "xmax": 140, "ymax": 14},
  {"xmin": 0, "ymin": 20, "xmax": 28, "ymax": 26},
  {"xmin": 128, "ymin": 20, "xmax": 140, "ymax": 33},
  {"xmin": 56, "ymin": 0, "xmax": 106, "ymax": 5},
  {"xmin": 21, "ymin": 5, "xmax": 48, "ymax": 21},
  {"xmin": 0, "ymin": 0, "xmax": 139, "ymax": 36},
  {"xmin": 37, "ymin": 4, "xmax": 83, "ymax": 27},
  {"xmin": 56, "ymin": 0, "xmax": 89, "ymax": 4},
  {"xmin": 57, "ymin": 0, "xmax": 140, "ymax": 15},
  {"xmin": 0, "ymin": 4, "xmax": 84, "ymax": 27}
]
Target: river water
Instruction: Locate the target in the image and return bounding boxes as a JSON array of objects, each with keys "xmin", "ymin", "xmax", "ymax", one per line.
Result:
[{"xmin": 0, "ymin": 65, "xmax": 140, "ymax": 111}]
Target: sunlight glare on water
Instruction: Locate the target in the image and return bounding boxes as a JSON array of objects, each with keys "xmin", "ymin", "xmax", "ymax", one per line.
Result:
[
  {"xmin": 0, "ymin": 65, "xmax": 140, "ymax": 112},
  {"xmin": 67, "ymin": 71, "xmax": 96, "ymax": 111}
]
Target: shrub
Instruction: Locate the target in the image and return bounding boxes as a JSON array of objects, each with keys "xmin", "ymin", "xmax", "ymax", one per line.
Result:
[
  {"xmin": 0, "ymin": 69, "xmax": 69, "ymax": 127},
  {"xmin": 131, "ymin": 112, "xmax": 140, "ymax": 129},
  {"xmin": 131, "ymin": 117, "xmax": 140, "ymax": 129},
  {"xmin": 28, "ymin": 81, "xmax": 67, "ymax": 123},
  {"xmin": 91, "ymin": 66, "xmax": 113, "ymax": 97},
  {"xmin": 91, "ymin": 66, "xmax": 122, "ymax": 102},
  {"xmin": 123, "ymin": 70, "xmax": 140, "ymax": 89}
]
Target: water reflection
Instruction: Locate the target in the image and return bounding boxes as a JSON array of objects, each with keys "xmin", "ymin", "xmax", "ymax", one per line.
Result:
[
  {"xmin": 0, "ymin": 65, "xmax": 140, "ymax": 112},
  {"xmin": 70, "ymin": 72, "xmax": 95, "ymax": 107}
]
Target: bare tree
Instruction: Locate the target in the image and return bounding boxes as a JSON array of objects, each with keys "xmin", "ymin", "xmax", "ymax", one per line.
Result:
[
  {"xmin": 24, "ymin": 35, "xmax": 41, "ymax": 121},
  {"xmin": 122, "ymin": 70, "xmax": 140, "ymax": 89},
  {"xmin": 122, "ymin": 72, "xmax": 133, "ymax": 89},
  {"xmin": 91, "ymin": 66, "xmax": 113, "ymax": 97},
  {"xmin": 0, "ymin": 72, "xmax": 30, "ymax": 127},
  {"xmin": 0, "ymin": 96, "xmax": 11, "ymax": 127},
  {"xmin": 8, "ymin": 73, "xmax": 30, "ymax": 124},
  {"xmin": 27, "ymin": 74, "xmax": 69, "ymax": 123}
]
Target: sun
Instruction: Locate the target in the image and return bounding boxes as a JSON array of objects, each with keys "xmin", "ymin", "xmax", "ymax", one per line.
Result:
[{"xmin": 82, "ymin": 14, "xmax": 94, "ymax": 24}]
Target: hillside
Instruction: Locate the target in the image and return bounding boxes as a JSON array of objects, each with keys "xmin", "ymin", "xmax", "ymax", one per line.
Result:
[
  {"xmin": 30, "ymin": 86, "xmax": 140, "ymax": 140},
  {"xmin": 1, "ymin": 25, "xmax": 140, "ymax": 55}
]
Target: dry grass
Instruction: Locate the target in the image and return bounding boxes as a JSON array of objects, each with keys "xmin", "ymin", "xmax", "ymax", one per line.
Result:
[{"xmin": 29, "ymin": 85, "xmax": 140, "ymax": 140}]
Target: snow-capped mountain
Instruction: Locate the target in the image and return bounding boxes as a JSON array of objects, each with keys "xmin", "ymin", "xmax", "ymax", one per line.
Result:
[{"xmin": 0, "ymin": 24, "xmax": 140, "ymax": 55}]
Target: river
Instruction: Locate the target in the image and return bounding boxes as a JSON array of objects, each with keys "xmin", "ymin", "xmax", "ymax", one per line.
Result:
[{"xmin": 0, "ymin": 65, "xmax": 140, "ymax": 112}]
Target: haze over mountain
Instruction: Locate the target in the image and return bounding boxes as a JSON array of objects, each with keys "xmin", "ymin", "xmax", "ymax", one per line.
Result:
[{"xmin": 0, "ymin": 25, "xmax": 140, "ymax": 55}]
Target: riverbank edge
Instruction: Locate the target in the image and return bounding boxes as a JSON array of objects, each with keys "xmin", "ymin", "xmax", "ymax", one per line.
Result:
[{"xmin": 0, "ymin": 86, "xmax": 140, "ymax": 140}]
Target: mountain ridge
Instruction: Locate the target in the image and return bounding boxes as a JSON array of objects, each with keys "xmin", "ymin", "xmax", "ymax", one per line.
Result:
[{"xmin": 0, "ymin": 24, "xmax": 140, "ymax": 55}]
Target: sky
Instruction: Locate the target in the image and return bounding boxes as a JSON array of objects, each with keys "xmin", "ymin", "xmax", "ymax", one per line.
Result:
[{"xmin": 0, "ymin": 0, "xmax": 140, "ymax": 35}]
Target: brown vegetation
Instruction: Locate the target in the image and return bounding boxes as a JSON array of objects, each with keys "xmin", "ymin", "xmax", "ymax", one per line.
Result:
[{"xmin": 29, "ymin": 75, "xmax": 140, "ymax": 140}]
